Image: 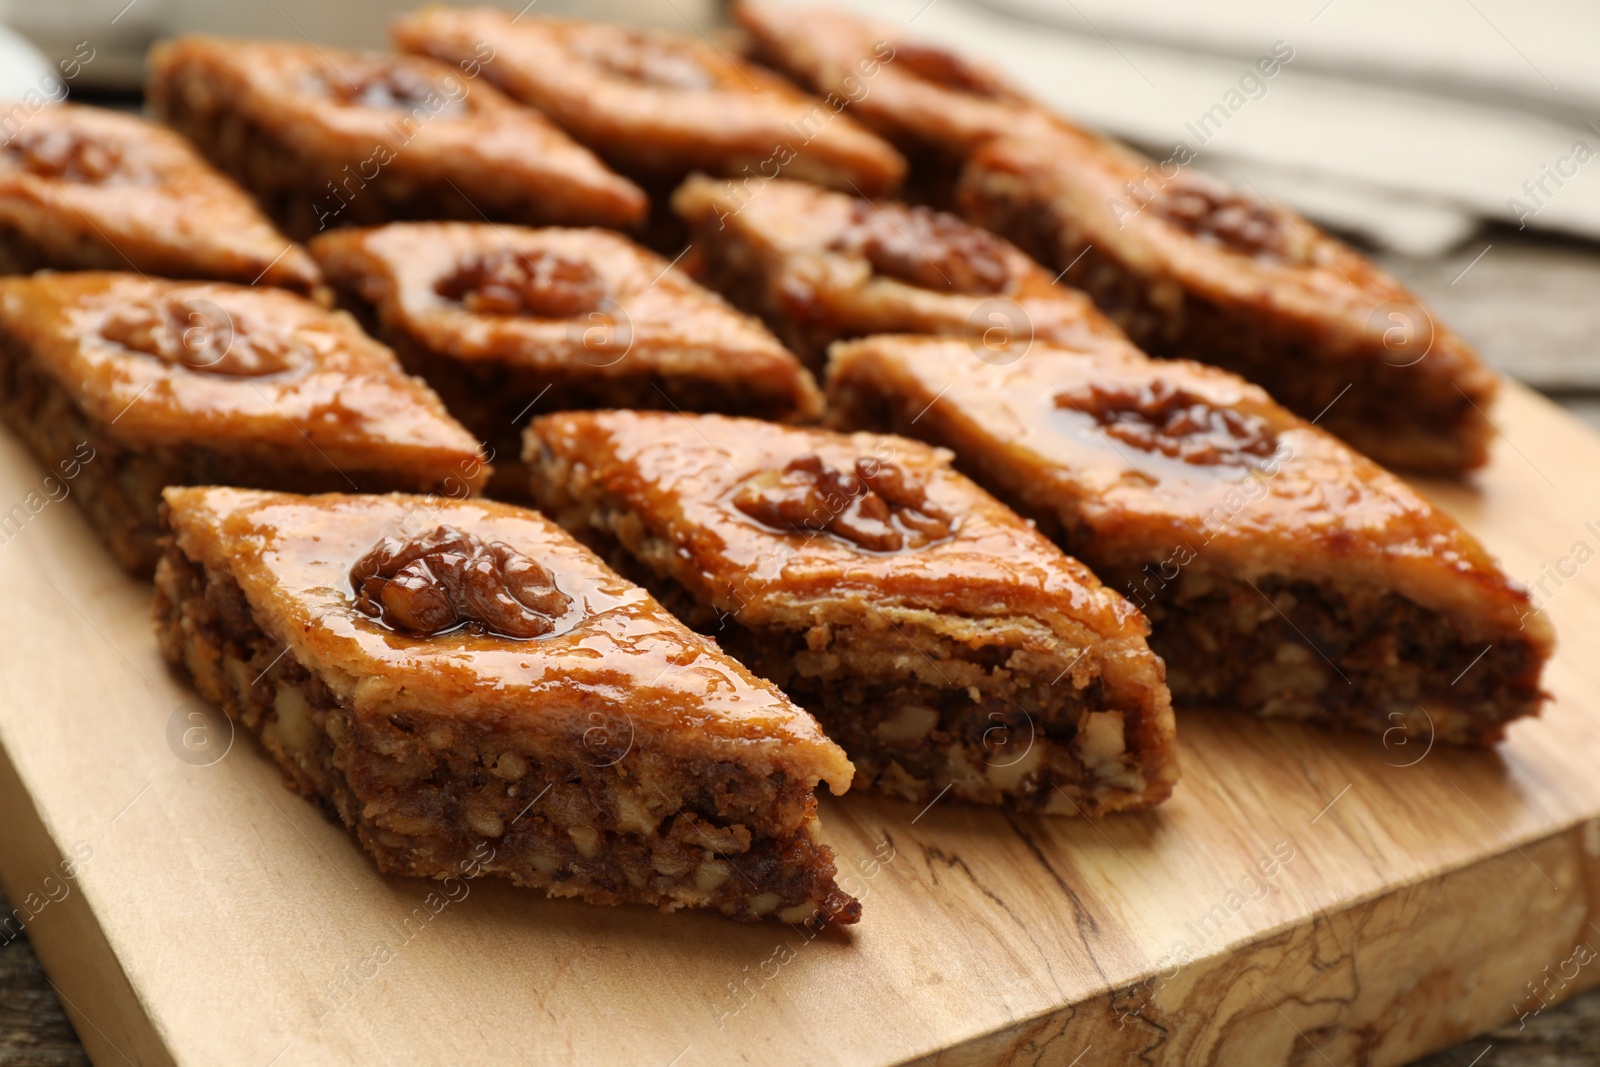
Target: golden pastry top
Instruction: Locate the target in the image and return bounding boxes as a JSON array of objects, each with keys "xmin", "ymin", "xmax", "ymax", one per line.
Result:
[
  {"xmin": 0, "ymin": 272, "xmax": 487, "ymax": 481},
  {"xmin": 733, "ymin": 1, "xmax": 1047, "ymax": 155},
  {"xmin": 147, "ymin": 36, "xmax": 647, "ymax": 229},
  {"xmin": 827, "ymin": 334, "xmax": 1548, "ymax": 639},
  {"xmin": 0, "ymin": 104, "xmax": 319, "ymax": 292},
  {"xmin": 391, "ymin": 6, "xmax": 905, "ymax": 194},
  {"xmin": 735, "ymin": 3, "xmax": 1493, "ymax": 403},
  {"xmin": 526, "ymin": 409, "xmax": 1150, "ymax": 639},
  {"xmin": 958, "ymin": 132, "xmax": 1496, "ymax": 398},
  {"xmin": 672, "ymin": 174, "xmax": 1123, "ymax": 353},
  {"xmin": 310, "ymin": 222, "xmax": 820, "ymax": 414},
  {"xmin": 162, "ymin": 486, "xmax": 854, "ymax": 790}
]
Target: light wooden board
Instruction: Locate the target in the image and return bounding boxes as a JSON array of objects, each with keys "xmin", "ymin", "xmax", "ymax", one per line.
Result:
[{"xmin": 4, "ymin": 381, "xmax": 1600, "ymax": 1067}]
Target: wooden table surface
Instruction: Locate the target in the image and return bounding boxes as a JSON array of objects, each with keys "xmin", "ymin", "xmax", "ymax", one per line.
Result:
[{"xmin": 4, "ymin": 226, "xmax": 1598, "ymax": 1067}]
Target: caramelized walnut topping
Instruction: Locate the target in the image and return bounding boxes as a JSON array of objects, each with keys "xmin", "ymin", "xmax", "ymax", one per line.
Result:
[
  {"xmin": 1156, "ymin": 174, "xmax": 1289, "ymax": 261},
  {"xmin": 572, "ymin": 30, "xmax": 715, "ymax": 90},
  {"xmin": 833, "ymin": 202, "xmax": 1011, "ymax": 294},
  {"xmin": 1058, "ymin": 379, "xmax": 1278, "ymax": 466},
  {"xmin": 892, "ymin": 43, "xmax": 1012, "ymax": 99},
  {"xmin": 2, "ymin": 127, "xmax": 125, "ymax": 183},
  {"xmin": 350, "ymin": 526, "xmax": 572, "ymax": 639},
  {"xmin": 733, "ymin": 454, "xmax": 953, "ymax": 551},
  {"xmin": 318, "ymin": 64, "xmax": 465, "ymax": 115},
  {"xmin": 101, "ymin": 298, "xmax": 298, "ymax": 377},
  {"xmin": 435, "ymin": 249, "xmax": 605, "ymax": 318}
]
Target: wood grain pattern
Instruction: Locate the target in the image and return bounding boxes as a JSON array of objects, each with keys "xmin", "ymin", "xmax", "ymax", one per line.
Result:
[
  {"xmin": 1379, "ymin": 233, "xmax": 1600, "ymax": 393},
  {"xmin": 2, "ymin": 381, "xmax": 1600, "ymax": 1067},
  {"xmin": 0, "ymin": 890, "xmax": 89, "ymax": 1067}
]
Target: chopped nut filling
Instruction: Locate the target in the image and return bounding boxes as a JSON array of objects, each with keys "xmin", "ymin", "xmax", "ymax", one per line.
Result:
[
  {"xmin": 698, "ymin": 605, "xmax": 1157, "ymax": 814},
  {"xmin": 154, "ymin": 540, "xmax": 858, "ymax": 924},
  {"xmin": 350, "ymin": 525, "xmax": 572, "ymax": 638},
  {"xmin": 100, "ymin": 297, "xmax": 301, "ymax": 377},
  {"xmin": 732, "ymin": 454, "xmax": 953, "ymax": 551},
  {"xmin": 1057, "ymin": 378, "xmax": 1277, "ymax": 466},
  {"xmin": 890, "ymin": 43, "xmax": 1011, "ymax": 99},
  {"xmin": 1155, "ymin": 174, "xmax": 1290, "ymax": 262},
  {"xmin": 832, "ymin": 202, "xmax": 1011, "ymax": 294},
  {"xmin": 1141, "ymin": 572, "xmax": 1547, "ymax": 743},
  {"xmin": 318, "ymin": 63, "xmax": 464, "ymax": 114},
  {"xmin": 434, "ymin": 249, "xmax": 605, "ymax": 318},
  {"xmin": 3, "ymin": 127, "xmax": 126, "ymax": 183},
  {"xmin": 571, "ymin": 30, "xmax": 715, "ymax": 90}
]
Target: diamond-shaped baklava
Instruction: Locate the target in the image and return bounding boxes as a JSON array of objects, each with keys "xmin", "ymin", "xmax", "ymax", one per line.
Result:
[
  {"xmin": 672, "ymin": 173, "xmax": 1125, "ymax": 369},
  {"xmin": 147, "ymin": 36, "xmax": 647, "ymax": 240},
  {"xmin": 526, "ymin": 410, "xmax": 1179, "ymax": 815},
  {"xmin": 310, "ymin": 221, "xmax": 821, "ymax": 497},
  {"xmin": 392, "ymin": 7, "xmax": 905, "ymax": 218},
  {"xmin": 0, "ymin": 103, "xmax": 319, "ymax": 292},
  {"xmin": 737, "ymin": 1, "xmax": 1499, "ymax": 475},
  {"xmin": 155, "ymin": 486, "xmax": 860, "ymax": 924},
  {"xmin": 735, "ymin": 0, "xmax": 1042, "ymax": 206},
  {"xmin": 958, "ymin": 135, "xmax": 1499, "ymax": 475},
  {"xmin": 0, "ymin": 273, "xmax": 488, "ymax": 574},
  {"xmin": 828, "ymin": 334, "xmax": 1552, "ymax": 744}
]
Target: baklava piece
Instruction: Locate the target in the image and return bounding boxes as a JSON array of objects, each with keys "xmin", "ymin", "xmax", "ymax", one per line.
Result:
[
  {"xmin": 0, "ymin": 273, "xmax": 488, "ymax": 575},
  {"xmin": 0, "ymin": 103, "xmax": 319, "ymax": 292},
  {"xmin": 735, "ymin": 0, "xmax": 1045, "ymax": 206},
  {"xmin": 392, "ymin": 6, "xmax": 904, "ymax": 245},
  {"xmin": 155, "ymin": 487, "xmax": 859, "ymax": 924},
  {"xmin": 311, "ymin": 222, "xmax": 821, "ymax": 497},
  {"xmin": 828, "ymin": 335, "xmax": 1552, "ymax": 744},
  {"xmin": 147, "ymin": 37, "xmax": 647, "ymax": 241},
  {"xmin": 673, "ymin": 173, "xmax": 1124, "ymax": 369},
  {"xmin": 526, "ymin": 410, "xmax": 1178, "ymax": 815},
  {"xmin": 958, "ymin": 135, "xmax": 1498, "ymax": 475},
  {"xmin": 737, "ymin": 2, "xmax": 1498, "ymax": 475}
]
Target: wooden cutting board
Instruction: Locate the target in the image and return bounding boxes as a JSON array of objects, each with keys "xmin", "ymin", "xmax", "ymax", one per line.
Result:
[{"xmin": 4, "ymin": 381, "xmax": 1600, "ymax": 1067}]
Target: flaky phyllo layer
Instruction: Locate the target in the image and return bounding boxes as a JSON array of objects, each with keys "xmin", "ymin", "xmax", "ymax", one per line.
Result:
[{"xmin": 526, "ymin": 410, "xmax": 1179, "ymax": 814}]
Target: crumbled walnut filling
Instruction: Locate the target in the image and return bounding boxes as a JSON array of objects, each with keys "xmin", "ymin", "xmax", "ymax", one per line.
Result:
[
  {"xmin": 1156, "ymin": 173, "xmax": 1288, "ymax": 261},
  {"xmin": 101, "ymin": 297, "xmax": 300, "ymax": 377},
  {"xmin": 435, "ymin": 249, "xmax": 605, "ymax": 318},
  {"xmin": 350, "ymin": 525, "xmax": 572, "ymax": 638},
  {"xmin": 891, "ymin": 43, "xmax": 1011, "ymax": 99},
  {"xmin": 733, "ymin": 454, "xmax": 953, "ymax": 551},
  {"xmin": 572, "ymin": 30, "xmax": 715, "ymax": 89},
  {"xmin": 2, "ymin": 127, "xmax": 124, "ymax": 183},
  {"xmin": 318, "ymin": 64, "xmax": 465, "ymax": 114},
  {"xmin": 1057, "ymin": 379, "xmax": 1278, "ymax": 466},
  {"xmin": 833, "ymin": 202, "xmax": 1012, "ymax": 294}
]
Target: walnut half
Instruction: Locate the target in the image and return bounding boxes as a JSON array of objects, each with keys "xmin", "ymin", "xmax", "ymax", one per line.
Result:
[
  {"xmin": 570, "ymin": 29, "xmax": 716, "ymax": 90},
  {"xmin": 832, "ymin": 202, "xmax": 1012, "ymax": 294},
  {"xmin": 101, "ymin": 297, "xmax": 300, "ymax": 378},
  {"xmin": 732, "ymin": 454, "xmax": 954, "ymax": 552},
  {"xmin": 1058, "ymin": 378, "xmax": 1278, "ymax": 467},
  {"xmin": 2, "ymin": 127, "xmax": 126, "ymax": 184},
  {"xmin": 350, "ymin": 525, "xmax": 573, "ymax": 639},
  {"xmin": 435, "ymin": 249, "xmax": 604, "ymax": 319},
  {"xmin": 320, "ymin": 63, "xmax": 465, "ymax": 115},
  {"xmin": 1155, "ymin": 173, "xmax": 1293, "ymax": 263}
]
